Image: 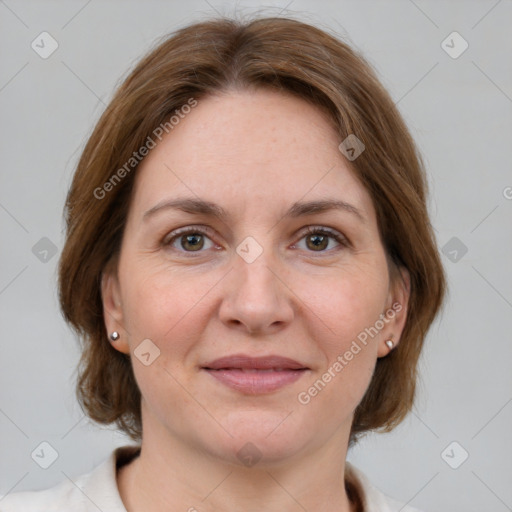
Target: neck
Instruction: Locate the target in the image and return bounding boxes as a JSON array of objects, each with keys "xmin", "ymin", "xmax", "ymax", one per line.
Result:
[{"xmin": 117, "ymin": 427, "xmax": 357, "ymax": 512}]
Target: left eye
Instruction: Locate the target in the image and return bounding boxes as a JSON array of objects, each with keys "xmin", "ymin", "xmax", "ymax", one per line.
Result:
[{"xmin": 293, "ymin": 227, "xmax": 347, "ymax": 252}]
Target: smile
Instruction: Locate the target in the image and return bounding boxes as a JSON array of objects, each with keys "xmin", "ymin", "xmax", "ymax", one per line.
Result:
[{"xmin": 202, "ymin": 354, "xmax": 310, "ymax": 394}]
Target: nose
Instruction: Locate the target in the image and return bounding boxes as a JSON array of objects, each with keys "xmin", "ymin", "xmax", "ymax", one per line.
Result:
[{"xmin": 218, "ymin": 247, "xmax": 295, "ymax": 336}]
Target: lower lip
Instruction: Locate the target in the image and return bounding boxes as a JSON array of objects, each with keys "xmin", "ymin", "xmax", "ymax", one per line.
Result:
[{"xmin": 203, "ymin": 368, "xmax": 308, "ymax": 394}]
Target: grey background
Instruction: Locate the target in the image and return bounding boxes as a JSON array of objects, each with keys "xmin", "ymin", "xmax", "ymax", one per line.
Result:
[{"xmin": 1, "ymin": 1, "xmax": 511, "ymax": 511}]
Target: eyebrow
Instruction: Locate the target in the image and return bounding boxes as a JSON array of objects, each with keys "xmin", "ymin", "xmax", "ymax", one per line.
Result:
[{"xmin": 142, "ymin": 197, "xmax": 366, "ymax": 224}]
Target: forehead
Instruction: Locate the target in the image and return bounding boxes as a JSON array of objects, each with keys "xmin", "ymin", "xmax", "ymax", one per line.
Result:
[{"xmin": 130, "ymin": 88, "xmax": 374, "ymax": 222}]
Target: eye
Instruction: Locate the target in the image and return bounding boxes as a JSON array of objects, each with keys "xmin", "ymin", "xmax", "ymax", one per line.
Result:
[
  {"xmin": 162, "ymin": 226, "xmax": 217, "ymax": 253},
  {"xmin": 293, "ymin": 226, "xmax": 348, "ymax": 253},
  {"xmin": 162, "ymin": 225, "xmax": 349, "ymax": 255}
]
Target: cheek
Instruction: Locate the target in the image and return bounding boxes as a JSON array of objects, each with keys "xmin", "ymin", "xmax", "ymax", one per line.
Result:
[
  {"xmin": 120, "ymin": 262, "xmax": 208, "ymax": 335},
  {"xmin": 304, "ymin": 266, "xmax": 388, "ymax": 346},
  {"xmin": 298, "ymin": 267, "xmax": 386, "ymax": 405},
  {"xmin": 119, "ymin": 266, "xmax": 213, "ymax": 419},
  {"xmin": 119, "ymin": 262, "xmax": 224, "ymax": 377},
  {"xmin": 299, "ymin": 317, "xmax": 378, "ymax": 422}
]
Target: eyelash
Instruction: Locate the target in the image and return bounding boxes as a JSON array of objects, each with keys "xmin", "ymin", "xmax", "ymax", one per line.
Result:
[{"xmin": 162, "ymin": 225, "xmax": 349, "ymax": 256}]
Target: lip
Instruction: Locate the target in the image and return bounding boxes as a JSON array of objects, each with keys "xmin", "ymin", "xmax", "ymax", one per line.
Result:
[
  {"xmin": 203, "ymin": 354, "xmax": 308, "ymax": 371},
  {"xmin": 202, "ymin": 354, "xmax": 309, "ymax": 394}
]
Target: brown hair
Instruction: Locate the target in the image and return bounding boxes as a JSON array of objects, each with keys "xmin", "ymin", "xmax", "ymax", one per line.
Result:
[{"xmin": 58, "ymin": 16, "xmax": 446, "ymax": 444}]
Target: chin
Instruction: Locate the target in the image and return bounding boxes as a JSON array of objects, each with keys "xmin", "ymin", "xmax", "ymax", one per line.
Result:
[{"xmin": 197, "ymin": 408, "xmax": 320, "ymax": 468}]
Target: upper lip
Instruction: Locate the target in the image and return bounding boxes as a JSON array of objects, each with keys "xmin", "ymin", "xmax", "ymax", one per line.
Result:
[{"xmin": 202, "ymin": 354, "xmax": 308, "ymax": 370}]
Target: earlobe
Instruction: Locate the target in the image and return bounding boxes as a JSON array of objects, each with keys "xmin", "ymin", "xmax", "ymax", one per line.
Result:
[
  {"xmin": 101, "ymin": 269, "xmax": 130, "ymax": 354},
  {"xmin": 378, "ymin": 336, "xmax": 396, "ymax": 358}
]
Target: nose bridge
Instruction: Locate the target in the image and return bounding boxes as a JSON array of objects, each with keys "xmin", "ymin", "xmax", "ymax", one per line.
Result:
[
  {"xmin": 234, "ymin": 235, "xmax": 280, "ymax": 304},
  {"xmin": 237, "ymin": 247, "xmax": 276, "ymax": 292},
  {"xmin": 219, "ymin": 234, "xmax": 294, "ymax": 333}
]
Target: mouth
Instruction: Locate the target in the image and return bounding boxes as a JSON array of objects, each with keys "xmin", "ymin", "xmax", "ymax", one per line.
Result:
[{"xmin": 201, "ymin": 354, "xmax": 309, "ymax": 394}]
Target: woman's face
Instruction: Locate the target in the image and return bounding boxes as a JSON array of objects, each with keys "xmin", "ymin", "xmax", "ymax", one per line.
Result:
[{"xmin": 103, "ymin": 88, "xmax": 409, "ymax": 465}]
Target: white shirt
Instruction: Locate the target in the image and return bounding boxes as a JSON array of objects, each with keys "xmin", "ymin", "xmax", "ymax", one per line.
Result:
[{"xmin": 0, "ymin": 445, "xmax": 423, "ymax": 512}]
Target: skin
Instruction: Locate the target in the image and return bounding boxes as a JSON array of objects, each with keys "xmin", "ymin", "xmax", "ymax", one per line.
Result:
[{"xmin": 102, "ymin": 88, "xmax": 410, "ymax": 512}]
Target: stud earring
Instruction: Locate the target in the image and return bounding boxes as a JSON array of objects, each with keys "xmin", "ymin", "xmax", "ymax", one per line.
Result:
[
  {"xmin": 109, "ymin": 331, "xmax": 120, "ymax": 341},
  {"xmin": 385, "ymin": 339, "xmax": 394, "ymax": 350}
]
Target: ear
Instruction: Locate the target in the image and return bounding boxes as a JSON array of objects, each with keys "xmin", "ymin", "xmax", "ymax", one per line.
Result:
[
  {"xmin": 101, "ymin": 264, "xmax": 130, "ymax": 355},
  {"xmin": 377, "ymin": 265, "xmax": 411, "ymax": 358}
]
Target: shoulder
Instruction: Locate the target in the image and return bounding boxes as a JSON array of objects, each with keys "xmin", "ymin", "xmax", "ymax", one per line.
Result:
[
  {"xmin": 0, "ymin": 445, "xmax": 140, "ymax": 512},
  {"xmin": 346, "ymin": 462, "xmax": 425, "ymax": 512},
  {"xmin": 0, "ymin": 477, "xmax": 83, "ymax": 512}
]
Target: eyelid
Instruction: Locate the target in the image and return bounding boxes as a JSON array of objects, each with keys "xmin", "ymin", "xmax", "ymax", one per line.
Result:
[{"xmin": 162, "ymin": 224, "xmax": 217, "ymax": 245}]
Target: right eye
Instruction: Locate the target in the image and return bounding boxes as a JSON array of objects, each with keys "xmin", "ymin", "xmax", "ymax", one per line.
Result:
[{"xmin": 162, "ymin": 226, "xmax": 218, "ymax": 254}]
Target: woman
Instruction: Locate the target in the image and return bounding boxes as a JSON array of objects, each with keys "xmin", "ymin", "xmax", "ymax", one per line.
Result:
[{"xmin": 1, "ymin": 16, "xmax": 446, "ymax": 512}]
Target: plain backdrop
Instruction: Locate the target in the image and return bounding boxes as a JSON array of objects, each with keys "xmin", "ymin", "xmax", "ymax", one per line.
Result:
[{"xmin": 0, "ymin": 1, "xmax": 511, "ymax": 511}]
